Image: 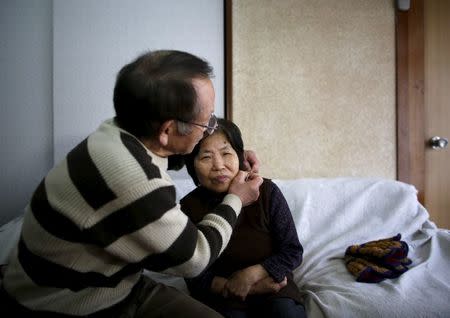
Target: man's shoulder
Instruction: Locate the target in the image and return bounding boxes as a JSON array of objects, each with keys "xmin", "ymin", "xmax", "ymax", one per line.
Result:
[{"xmin": 85, "ymin": 122, "xmax": 167, "ymax": 183}]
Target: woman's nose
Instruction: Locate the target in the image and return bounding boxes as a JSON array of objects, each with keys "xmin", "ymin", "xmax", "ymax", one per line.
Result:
[{"xmin": 212, "ymin": 156, "xmax": 225, "ymax": 170}]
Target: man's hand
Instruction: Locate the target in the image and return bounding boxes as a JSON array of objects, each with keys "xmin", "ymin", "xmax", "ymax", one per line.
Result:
[
  {"xmin": 243, "ymin": 150, "xmax": 260, "ymax": 173},
  {"xmin": 228, "ymin": 171, "xmax": 263, "ymax": 207}
]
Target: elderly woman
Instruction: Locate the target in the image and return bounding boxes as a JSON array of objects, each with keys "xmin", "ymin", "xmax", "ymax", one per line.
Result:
[{"xmin": 180, "ymin": 118, "xmax": 306, "ymax": 318}]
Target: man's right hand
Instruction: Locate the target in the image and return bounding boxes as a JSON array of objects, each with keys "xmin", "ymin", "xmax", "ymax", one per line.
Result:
[{"xmin": 228, "ymin": 171, "xmax": 263, "ymax": 207}]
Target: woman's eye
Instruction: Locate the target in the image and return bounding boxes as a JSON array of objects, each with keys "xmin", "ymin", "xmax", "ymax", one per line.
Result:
[{"xmin": 200, "ymin": 156, "xmax": 211, "ymax": 161}]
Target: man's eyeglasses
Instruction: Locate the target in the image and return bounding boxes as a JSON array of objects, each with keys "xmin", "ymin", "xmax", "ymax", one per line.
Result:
[{"xmin": 178, "ymin": 113, "xmax": 218, "ymax": 135}]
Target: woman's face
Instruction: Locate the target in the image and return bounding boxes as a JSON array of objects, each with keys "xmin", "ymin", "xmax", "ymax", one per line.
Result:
[{"xmin": 194, "ymin": 132, "xmax": 240, "ymax": 193}]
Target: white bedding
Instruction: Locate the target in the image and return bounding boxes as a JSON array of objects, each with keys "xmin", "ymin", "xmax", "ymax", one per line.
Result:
[
  {"xmin": 273, "ymin": 178, "xmax": 450, "ymax": 318},
  {"xmin": 1, "ymin": 177, "xmax": 449, "ymax": 317}
]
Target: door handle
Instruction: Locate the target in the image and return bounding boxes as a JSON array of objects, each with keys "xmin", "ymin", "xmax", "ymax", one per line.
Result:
[{"xmin": 429, "ymin": 136, "xmax": 448, "ymax": 150}]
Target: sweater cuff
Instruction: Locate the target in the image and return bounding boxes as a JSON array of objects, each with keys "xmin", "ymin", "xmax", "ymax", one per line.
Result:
[
  {"xmin": 222, "ymin": 194, "xmax": 242, "ymax": 216},
  {"xmin": 262, "ymin": 260, "xmax": 285, "ymax": 283}
]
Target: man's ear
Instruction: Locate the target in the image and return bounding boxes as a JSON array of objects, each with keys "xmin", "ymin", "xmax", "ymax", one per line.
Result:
[{"xmin": 158, "ymin": 120, "xmax": 176, "ymax": 146}]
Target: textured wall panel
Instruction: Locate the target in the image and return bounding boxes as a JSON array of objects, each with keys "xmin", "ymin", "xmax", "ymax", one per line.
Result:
[{"xmin": 232, "ymin": 0, "xmax": 396, "ymax": 179}]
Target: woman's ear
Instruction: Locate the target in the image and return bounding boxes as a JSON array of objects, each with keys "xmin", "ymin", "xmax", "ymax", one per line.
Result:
[{"xmin": 158, "ymin": 120, "xmax": 176, "ymax": 146}]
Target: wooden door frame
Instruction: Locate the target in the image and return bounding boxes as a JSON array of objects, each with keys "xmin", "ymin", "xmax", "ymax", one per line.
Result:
[
  {"xmin": 395, "ymin": 0, "xmax": 425, "ymax": 203},
  {"xmin": 224, "ymin": 0, "xmax": 233, "ymax": 120},
  {"xmin": 224, "ymin": 0, "xmax": 425, "ymax": 202}
]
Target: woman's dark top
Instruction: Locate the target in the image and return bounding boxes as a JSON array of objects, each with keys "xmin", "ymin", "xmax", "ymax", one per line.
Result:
[{"xmin": 180, "ymin": 178, "xmax": 304, "ymax": 310}]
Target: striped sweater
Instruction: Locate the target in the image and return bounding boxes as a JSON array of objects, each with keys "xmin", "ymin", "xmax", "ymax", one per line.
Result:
[{"xmin": 2, "ymin": 119, "xmax": 242, "ymax": 316}]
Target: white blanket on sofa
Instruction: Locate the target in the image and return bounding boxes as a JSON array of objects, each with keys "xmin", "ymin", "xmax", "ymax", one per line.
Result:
[
  {"xmin": 1, "ymin": 177, "xmax": 449, "ymax": 317},
  {"xmin": 272, "ymin": 177, "xmax": 450, "ymax": 318}
]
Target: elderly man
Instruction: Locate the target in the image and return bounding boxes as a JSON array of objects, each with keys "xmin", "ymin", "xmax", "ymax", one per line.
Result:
[{"xmin": 1, "ymin": 50, "xmax": 262, "ymax": 318}]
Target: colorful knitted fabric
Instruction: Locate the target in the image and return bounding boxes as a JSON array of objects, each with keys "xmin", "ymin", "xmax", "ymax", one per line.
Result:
[{"xmin": 344, "ymin": 234, "xmax": 412, "ymax": 283}]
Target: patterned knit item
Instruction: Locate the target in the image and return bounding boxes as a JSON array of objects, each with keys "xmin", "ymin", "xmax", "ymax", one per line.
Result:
[
  {"xmin": 345, "ymin": 256, "xmax": 393, "ymax": 283},
  {"xmin": 344, "ymin": 234, "xmax": 412, "ymax": 283}
]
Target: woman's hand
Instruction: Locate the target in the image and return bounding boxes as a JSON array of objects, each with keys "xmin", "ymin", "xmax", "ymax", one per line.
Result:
[
  {"xmin": 222, "ymin": 264, "xmax": 268, "ymax": 301},
  {"xmin": 222, "ymin": 270, "xmax": 253, "ymax": 301},
  {"xmin": 211, "ymin": 276, "xmax": 227, "ymax": 295},
  {"xmin": 218, "ymin": 270, "xmax": 286, "ymax": 300},
  {"xmin": 249, "ymin": 276, "xmax": 287, "ymax": 295}
]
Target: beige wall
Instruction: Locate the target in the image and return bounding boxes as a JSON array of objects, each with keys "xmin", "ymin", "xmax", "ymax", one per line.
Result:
[{"xmin": 231, "ymin": 0, "xmax": 396, "ymax": 179}]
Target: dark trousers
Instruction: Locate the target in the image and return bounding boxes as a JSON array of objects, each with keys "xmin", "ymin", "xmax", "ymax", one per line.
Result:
[
  {"xmin": 219, "ymin": 297, "xmax": 307, "ymax": 318},
  {"xmin": 1, "ymin": 276, "xmax": 224, "ymax": 318}
]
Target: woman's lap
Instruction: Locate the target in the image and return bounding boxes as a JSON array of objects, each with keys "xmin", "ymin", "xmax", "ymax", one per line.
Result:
[{"xmin": 219, "ymin": 298, "xmax": 306, "ymax": 318}]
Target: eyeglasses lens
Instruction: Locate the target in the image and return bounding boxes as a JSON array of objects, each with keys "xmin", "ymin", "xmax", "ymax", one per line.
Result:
[{"xmin": 207, "ymin": 115, "xmax": 218, "ymax": 134}]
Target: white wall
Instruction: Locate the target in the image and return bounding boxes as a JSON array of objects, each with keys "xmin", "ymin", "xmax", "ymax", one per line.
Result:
[
  {"xmin": 53, "ymin": 0, "xmax": 225, "ymax": 163},
  {"xmin": 0, "ymin": 0, "xmax": 224, "ymax": 225},
  {"xmin": 0, "ymin": 0, "xmax": 53, "ymax": 225}
]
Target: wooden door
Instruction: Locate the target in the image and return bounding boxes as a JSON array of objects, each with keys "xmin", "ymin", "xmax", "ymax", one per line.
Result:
[
  {"xmin": 396, "ymin": 0, "xmax": 449, "ymax": 229},
  {"xmin": 424, "ymin": 0, "xmax": 450, "ymax": 229}
]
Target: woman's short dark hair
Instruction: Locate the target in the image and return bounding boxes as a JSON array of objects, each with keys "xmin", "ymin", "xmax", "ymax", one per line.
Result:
[
  {"xmin": 113, "ymin": 50, "xmax": 213, "ymax": 139},
  {"xmin": 185, "ymin": 118, "xmax": 246, "ymax": 186}
]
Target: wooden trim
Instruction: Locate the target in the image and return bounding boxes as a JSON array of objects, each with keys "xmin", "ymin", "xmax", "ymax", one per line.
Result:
[
  {"xmin": 396, "ymin": 0, "xmax": 425, "ymax": 203},
  {"xmin": 224, "ymin": 0, "xmax": 233, "ymax": 120}
]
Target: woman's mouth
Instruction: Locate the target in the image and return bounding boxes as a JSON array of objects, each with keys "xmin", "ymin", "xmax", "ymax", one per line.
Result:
[{"xmin": 213, "ymin": 175, "xmax": 229, "ymax": 183}]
